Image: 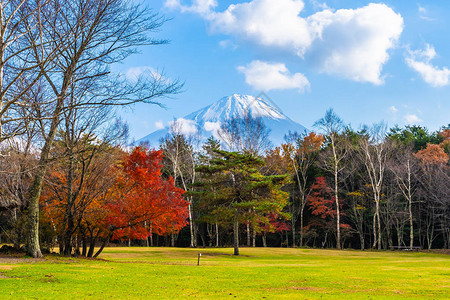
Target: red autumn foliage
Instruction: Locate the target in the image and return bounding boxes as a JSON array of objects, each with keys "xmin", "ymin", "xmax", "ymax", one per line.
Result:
[
  {"xmin": 106, "ymin": 147, "xmax": 189, "ymax": 240},
  {"xmin": 307, "ymin": 177, "xmax": 336, "ymax": 218},
  {"xmin": 259, "ymin": 213, "xmax": 291, "ymax": 233},
  {"xmin": 307, "ymin": 177, "xmax": 350, "ymax": 230}
]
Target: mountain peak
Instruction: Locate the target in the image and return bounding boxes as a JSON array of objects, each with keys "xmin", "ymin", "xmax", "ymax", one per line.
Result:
[
  {"xmin": 188, "ymin": 94, "xmax": 286, "ymax": 123},
  {"xmin": 136, "ymin": 94, "xmax": 308, "ymax": 147}
]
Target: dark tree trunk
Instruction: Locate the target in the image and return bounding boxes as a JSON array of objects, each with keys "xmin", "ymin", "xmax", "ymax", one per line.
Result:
[
  {"xmin": 233, "ymin": 218, "xmax": 239, "ymax": 256},
  {"xmin": 93, "ymin": 232, "xmax": 112, "ymax": 258}
]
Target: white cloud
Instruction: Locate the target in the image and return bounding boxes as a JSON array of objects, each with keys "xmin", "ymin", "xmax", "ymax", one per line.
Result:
[
  {"xmin": 311, "ymin": 0, "xmax": 329, "ymax": 11},
  {"xmin": 168, "ymin": 118, "xmax": 199, "ymax": 136},
  {"xmin": 165, "ymin": 0, "xmax": 217, "ymax": 15},
  {"xmin": 204, "ymin": 121, "xmax": 221, "ymax": 132},
  {"xmin": 418, "ymin": 4, "xmax": 434, "ymax": 21},
  {"xmin": 204, "ymin": 121, "xmax": 221, "ymax": 138},
  {"xmin": 389, "ymin": 106, "xmax": 398, "ymax": 113},
  {"xmin": 167, "ymin": 0, "xmax": 404, "ymax": 85},
  {"xmin": 237, "ymin": 60, "xmax": 310, "ymax": 92},
  {"xmin": 210, "ymin": 0, "xmax": 311, "ymax": 56},
  {"xmin": 406, "ymin": 44, "xmax": 450, "ymax": 87},
  {"xmin": 155, "ymin": 120, "xmax": 165, "ymax": 130},
  {"xmin": 306, "ymin": 3, "xmax": 403, "ymax": 84},
  {"xmin": 404, "ymin": 114, "xmax": 422, "ymax": 125}
]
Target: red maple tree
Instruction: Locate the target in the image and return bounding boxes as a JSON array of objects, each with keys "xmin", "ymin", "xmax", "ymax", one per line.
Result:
[{"xmin": 105, "ymin": 147, "xmax": 189, "ymax": 241}]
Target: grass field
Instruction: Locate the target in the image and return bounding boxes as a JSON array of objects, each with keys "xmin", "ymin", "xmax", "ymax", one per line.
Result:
[{"xmin": 0, "ymin": 247, "xmax": 449, "ymax": 299}]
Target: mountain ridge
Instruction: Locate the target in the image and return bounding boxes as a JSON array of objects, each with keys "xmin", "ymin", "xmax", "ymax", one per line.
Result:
[{"xmin": 136, "ymin": 94, "xmax": 308, "ymax": 147}]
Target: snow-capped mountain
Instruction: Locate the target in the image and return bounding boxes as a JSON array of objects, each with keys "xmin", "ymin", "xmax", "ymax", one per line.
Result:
[{"xmin": 136, "ymin": 94, "xmax": 308, "ymax": 147}]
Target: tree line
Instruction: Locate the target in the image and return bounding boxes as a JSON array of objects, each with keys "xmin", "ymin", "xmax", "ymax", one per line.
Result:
[{"xmin": 156, "ymin": 111, "xmax": 449, "ymax": 254}]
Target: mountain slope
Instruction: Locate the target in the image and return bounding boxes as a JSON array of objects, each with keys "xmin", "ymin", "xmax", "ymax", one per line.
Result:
[{"xmin": 136, "ymin": 94, "xmax": 308, "ymax": 147}]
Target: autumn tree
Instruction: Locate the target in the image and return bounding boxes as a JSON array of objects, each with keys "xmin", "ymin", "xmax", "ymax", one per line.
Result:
[
  {"xmin": 284, "ymin": 131, "xmax": 323, "ymax": 247},
  {"xmin": 307, "ymin": 177, "xmax": 350, "ymax": 248},
  {"xmin": 70, "ymin": 147, "xmax": 188, "ymax": 257},
  {"xmin": 414, "ymin": 143, "xmax": 450, "ymax": 248}
]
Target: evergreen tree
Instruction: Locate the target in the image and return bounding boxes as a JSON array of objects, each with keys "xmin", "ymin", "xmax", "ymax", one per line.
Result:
[{"xmin": 194, "ymin": 149, "xmax": 289, "ymax": 255}]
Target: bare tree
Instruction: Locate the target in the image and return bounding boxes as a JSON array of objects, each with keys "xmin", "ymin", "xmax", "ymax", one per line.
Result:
[
  {"xmin": 357, "ymin": 123, "xmax": 391, "ymax": 250},
  {"xmin": 160, "ymin": 122, "xmax": 199, "ymax": 247},
  {"xmin": 389, "ymin": 142, "xmax": 418, "ymax": 249},
  {"xmin": 0, "ymin": 0, "xmax": 61, "ymax": 141},
  {"xmin": 23, "ymin": 0, "xmax": 181, "ymax": 257},
  {"xmin": 218, "ymin": 111, "xmax": 272, "ymax": 156},
  {"xmin": 314, "ymin": 109, "xmax": 347, "ymax": 249}
]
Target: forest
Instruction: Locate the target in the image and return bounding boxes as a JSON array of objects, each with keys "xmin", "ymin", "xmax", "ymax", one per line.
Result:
[{"xmin": 1, "ymin": 107, "xmax": 449, "ymax": 256}]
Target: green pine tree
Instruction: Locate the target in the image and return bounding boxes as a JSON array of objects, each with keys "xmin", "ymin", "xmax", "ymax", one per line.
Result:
[{"xmin": 194, "ymin": 149, "xmax": 289, "ymax": 255}]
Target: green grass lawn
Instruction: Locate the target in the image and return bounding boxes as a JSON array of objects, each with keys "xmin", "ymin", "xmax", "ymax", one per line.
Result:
[{"xmin": 0, "ymin": 247, "xmax": 448, "ymax": 299}]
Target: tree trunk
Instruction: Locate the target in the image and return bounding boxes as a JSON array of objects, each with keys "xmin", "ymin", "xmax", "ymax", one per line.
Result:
[
  {"xmin": 93, "ymin": 232, "xmax": 112, "ymax": 258},
  {"xmin": 233, "ymin": 218, "xmax": 239, "ymax": 256},
  {"xmin": 376, "ymin": 201, "xmax": 381, "ymax": 250},
  {"xmin": 372, "ymin": 212, "xmax": 377, "ymax": 249},
  {"xmin": 262, "ymin": 233, "xmax": 267, "ymax": 247},
  {"xmin": 359, "ymin": 233, "xmax": 365, "ymax": 250},
  {"xmin": 82, "ymin": 236, "xmax": 87, "ymax": 256},
  {"xmin": 188, "ymin": 200, "xmax": 195, "ymax": 247},
  {"xmin": 334, "ymin": 167, "xmax": 341, "ymax": 249},
  {"xmin": 26, "ymin": 175, "xmax": 44, "ymax": 258},
  {"xmin": 300, "ymin": 203, "xmax": 305, "ymax": 247},
  {"xmin": 252, "ymin": 225, "xmax": 256, "ymax": 247},
  {"xmin": 171, "ymin": 234, "xmax": 175, "ymax": 247},
  {"xmin": 215, "ymin": 222, "xmax": 219, "ymax": 247},
  {"xmin": 246, "ymin": 221, "xmax": 250, "ymax": 246},
  {"xmin": 26, "ymin": 92, "xmax": 67, "ymax": 258},
  {"xmin": 292, "ymin": 220, "xmax": 296, "ymax": 248},
  {"xmin": 87, "ymin": 236, "xmax": 97, "ymax": 258},
  {"xmin": 150, "ymin": 223, "xmax": 153, "ymax": 247}
]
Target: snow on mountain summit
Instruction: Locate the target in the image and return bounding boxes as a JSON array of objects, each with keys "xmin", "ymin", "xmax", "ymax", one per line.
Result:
[
  {"xmin": 187, "ymin": 94, "xmax": 286, "ymax": 123},
  {"xmin": 136, "ymin": 94, "xmax": 308, "ymax": 147}
]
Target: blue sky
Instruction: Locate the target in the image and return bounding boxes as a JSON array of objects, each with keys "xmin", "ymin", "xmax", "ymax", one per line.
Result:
[{"xmin": 118, "ymin": 0, "xmax": 450, "ymax": 141}]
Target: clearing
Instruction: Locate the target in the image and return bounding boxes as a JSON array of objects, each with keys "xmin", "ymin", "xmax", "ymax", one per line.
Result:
[{"xmin": 0, "ymin": 247, "xmax": 449, "ymax": 299}]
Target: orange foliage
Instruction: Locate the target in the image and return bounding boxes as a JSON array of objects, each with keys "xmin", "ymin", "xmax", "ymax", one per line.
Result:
[
  {"xmin": 105, "ymin": 147, "xmax": 189, "ymax": 241},
  {"xmin": 414, "ymin": 143, "xmax": 449, "ymax": 165}
]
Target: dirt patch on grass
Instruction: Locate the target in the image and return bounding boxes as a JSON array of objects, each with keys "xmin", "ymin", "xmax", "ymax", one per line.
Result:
[
  {"xmin": 420, "ymin": 249, "xmax": 450, "ymax": 255},
  {"xmin": 0, "ymin": 265, "xmax": 17, "ymax": 270},
  {"xmin": 266, "ymin": 286, "xmax": 326, "ymax": 292}
]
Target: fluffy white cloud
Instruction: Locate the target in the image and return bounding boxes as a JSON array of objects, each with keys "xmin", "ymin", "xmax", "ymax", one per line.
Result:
[
  {"xmin": 154, "ymin": 120, "xmax": 165, "ymax": 130},
  {"xmin": 306, "ymin": 4, "xmax": 403, "ymax": 84},
  {"xmin": 404, "ymin": 114, "xmax": 422, "ymax": 125},
  {"xmin": 237, "ymin": 60, "xmax": 310, "ymax": 92},
  {"xmin": 167, "ymin": 0, "xmax": 404, "ymax": 85},
  {"xmin": 204, "ymin": 121, "xmax": 221, "ymax": 132},
  {"xmin": 168, "ymin": 118, "xmax": 199, "ymax": 136},
  {"xmin": 406, "ymin": 44, "xmax": 450, "ymax": 87},
  {"xmin": 210, "ymin": 0, "xmax": 311, "ymax": 56},
  {"xmin": 203, "ymin": 121, "xmax": 221, "ymax": 138}
]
